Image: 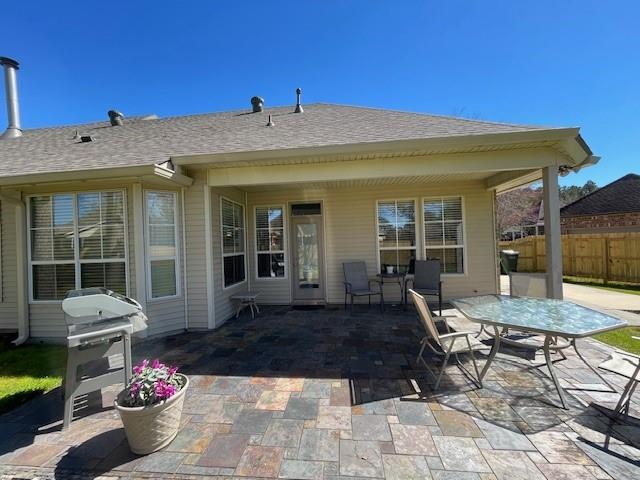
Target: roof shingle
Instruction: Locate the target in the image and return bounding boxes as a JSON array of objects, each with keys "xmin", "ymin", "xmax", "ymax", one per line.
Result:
[
  {"xmin": 0, "ymin": 103, "xmax": 556, "ymax": 179},
  {"xmin": 561, "ymin": 173, "xmax": 640, "ymax": 217}
]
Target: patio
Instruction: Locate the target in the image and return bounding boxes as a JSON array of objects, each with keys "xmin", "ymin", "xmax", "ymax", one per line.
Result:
[{"xmin": 0, "ymin": 305, "xmax": 639, "ymax": 480}]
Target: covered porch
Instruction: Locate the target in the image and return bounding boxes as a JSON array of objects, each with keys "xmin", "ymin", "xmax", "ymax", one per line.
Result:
[{"xmin": 0, "ymin": 306, "xmax": 638, "ymax": 479}]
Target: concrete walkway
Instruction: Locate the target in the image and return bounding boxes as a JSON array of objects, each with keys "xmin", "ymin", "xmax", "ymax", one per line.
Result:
[{"xmin": 501, "ymin": 275, "xmax": 640, "ymax": 325}]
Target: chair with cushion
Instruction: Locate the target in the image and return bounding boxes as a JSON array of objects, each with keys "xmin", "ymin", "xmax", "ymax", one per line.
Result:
[
  {"xmin": 509, "ymin": 272, "xmax": 548, "ymax": 298},
  {"xmin": 406, "ymin": 259, "xmax": 442, "ymax": 315},
  {"xmin": 343, "ymin": 261, "xmax": 384, "ymax": 313},
  {"xmin": 409, "ymin": 289, "xmax": 487, "ymax": 390}
]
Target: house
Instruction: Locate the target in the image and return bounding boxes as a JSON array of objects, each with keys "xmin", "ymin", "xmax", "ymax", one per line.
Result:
[
  {"xmin": 0, "ymin": 57, "xmax": 598, "ymax": 342},
  {"xmin": 560, "ymin": 173, "xmax": 640, "ymax": 233},
  {"xmin": 500, "ymin": 199, "xmax": 544, "ymax": 241}
]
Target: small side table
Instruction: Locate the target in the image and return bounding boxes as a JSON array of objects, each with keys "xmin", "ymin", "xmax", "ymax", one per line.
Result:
[
  {"xmin": 231, "ymin": 292, "xmax": 261, "ymax": 318},
  {"xmin": 376, "ymin": 272, "xmax": 407, "ymax": 308}
]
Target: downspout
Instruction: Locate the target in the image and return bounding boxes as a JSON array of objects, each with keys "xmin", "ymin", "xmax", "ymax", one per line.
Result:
[
  {"xmin": 0, "ymin": 192, "xmax": 28, "ymax": 345},
  {"xmin": 181, "ymin": 187, "xmax": 189, "ymax": 330}
]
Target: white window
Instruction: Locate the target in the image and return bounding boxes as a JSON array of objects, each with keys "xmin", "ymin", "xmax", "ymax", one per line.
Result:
[
  {"xmin": 423, "ymin": 197, "xmax": 465, "ymax": 274},
  {"xmin": 145, "ymin": 191, "xmax": 179, "ymax": 299},
  {"xmin": 377, "ymin": 200, "xmax": 417, "ymax": 274},
  {"xmin": 255, "ymin": 206, "xmax": 285, "ymax": 278},
  {"xmin": 221, "ymin": 198, "xmax": 245, "ymax": 287},
  {"xmin": 29, "ymin": 191, "xmax": 127, "ymax": 301}
]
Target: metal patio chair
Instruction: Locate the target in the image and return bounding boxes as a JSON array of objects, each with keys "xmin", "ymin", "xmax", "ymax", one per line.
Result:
[
  {"xmin": 409, "ymin": 289, "xmax": 486, "ymax": 390},
  {"xmin": 343, "ymin": 261, "xmax": 384, "ymax": 313},
  {"xmin": 599, "ymin": 340, "xmax": 640, "ymax": 420},
  {"xmin": 406, "ymin": 260, "xmax": 442, "ymax": 315}
]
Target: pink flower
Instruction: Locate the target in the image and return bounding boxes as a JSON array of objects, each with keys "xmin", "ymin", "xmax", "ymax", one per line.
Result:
[
  {"xmin": 141, "ymin": 359, "xmax": 149, "ymax": 368},
  {"xmin": 133, "ymin": 365, "xmax": 143, "ymax": 375},
  {"xmin": 168, "ymin": 366, "xmax": 178, "ymax": 376},
  {"xmin": 154, "ymin": 379, "xmax": 178, "ymax": 400},
  {"xmin": 129, "ymin": 381, "xmax": 141, "ymax": 396},
  {"xmin": 152, "ymin": 359, "xmax": 164, "ymax": 370}
]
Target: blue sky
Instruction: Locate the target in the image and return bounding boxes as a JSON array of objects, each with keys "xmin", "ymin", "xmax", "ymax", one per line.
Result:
[{"xmin": 3, "ymin": 1, "xmax": 638, "ymax": 187}]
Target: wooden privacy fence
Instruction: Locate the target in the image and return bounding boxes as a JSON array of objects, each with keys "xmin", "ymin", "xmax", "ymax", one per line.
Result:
[{"xmin": 499, "ymin": 232, "xmax": 640, "ymax": 284}]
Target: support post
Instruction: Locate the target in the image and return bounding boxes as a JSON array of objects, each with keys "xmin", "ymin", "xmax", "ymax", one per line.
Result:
[{"xmin": 543, "ymin": 166, "xmax": 563, "ymax": 299}]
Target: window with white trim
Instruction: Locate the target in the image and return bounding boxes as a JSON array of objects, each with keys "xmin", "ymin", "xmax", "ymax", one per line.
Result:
[
  {"xmin": 255, "ymin": 206, "xmax": 285, "ymax": 278},
  {"xmin": 145, "ymin": 191, "xmax": 179, "ymax": 298},
  {"xmin": 221, "ymin": 198, "xmax": 245, "ymax": 287},
  {"xmin": 377, "ymin": 200, "xmax": 416, "ymax": 274},
  {"xmin": 29, "ymin": 191, "xmax": 127, "ymax": 301},
  {"xmin": 423, "ymin": 197, "xmax": 465, "ymax": 273}
]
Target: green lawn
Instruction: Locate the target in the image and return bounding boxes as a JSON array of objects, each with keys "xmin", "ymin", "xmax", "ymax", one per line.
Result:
[
  {"xmin": 0, "ymin": 342, "xmax": 66, "ymax": 415},
  {"xmin": 593, "ymin": 326, "xmax": 640, "ymax": 355}
]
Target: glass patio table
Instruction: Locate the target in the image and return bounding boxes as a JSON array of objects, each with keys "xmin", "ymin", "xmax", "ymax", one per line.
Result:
[{"xmin": 452, "ymin": 295, "xmax": 627, "ymax": 409}]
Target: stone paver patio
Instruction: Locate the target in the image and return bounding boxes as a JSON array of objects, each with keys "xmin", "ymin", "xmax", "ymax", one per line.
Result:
[{"xmin": 1, "ymin": 305, "xmax": 639, "ymax": 479}]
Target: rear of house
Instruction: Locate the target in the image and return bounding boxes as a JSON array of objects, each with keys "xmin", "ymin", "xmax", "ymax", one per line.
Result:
[{"xmin": 0, "ymin": 60, "xmax": 597, "ymax": 341}]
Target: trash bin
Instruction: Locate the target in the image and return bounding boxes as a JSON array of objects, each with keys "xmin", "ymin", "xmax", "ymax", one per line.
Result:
[{"xmin": 500, "ymin": 250, "xmax": 519, "ymax": 274}]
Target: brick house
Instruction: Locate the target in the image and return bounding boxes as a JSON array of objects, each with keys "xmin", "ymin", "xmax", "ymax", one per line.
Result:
[{"xmin": 560, "ymin": 173, "xmax": 640, "ymax": 233}]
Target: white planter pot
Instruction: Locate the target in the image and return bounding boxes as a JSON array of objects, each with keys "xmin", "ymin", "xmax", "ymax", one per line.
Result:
[{"xmin": 115, "ymin": 374, "xmax": 189, "ymax": 455}]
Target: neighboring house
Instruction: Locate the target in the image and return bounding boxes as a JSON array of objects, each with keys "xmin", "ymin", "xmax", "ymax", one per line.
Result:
[
  {"xmin": 0, "ymin": 57, "xmax": 597, "ymax": 341},
  {"xmin": 560, "ymin": 173, "xmax": 640, "ymax": 233},
  {"xmin": 501, "ymin": 200, "xmax": 544, "ymax": 241}
]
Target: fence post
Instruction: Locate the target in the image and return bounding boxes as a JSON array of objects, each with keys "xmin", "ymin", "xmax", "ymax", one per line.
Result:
[{"xmin": 603, "ymin": 237, "xmax": 610, "ymax": 284}]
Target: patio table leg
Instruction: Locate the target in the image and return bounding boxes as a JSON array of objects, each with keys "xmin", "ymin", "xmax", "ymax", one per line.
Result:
[
  {"xmin": 543, "ymin": 335, "xmax": 568, "ymax": 409},
  {"xmin": 479, "ymin": 325, "xmax": 501, "ymax": 381},
  {"xmin": 570, "ymin": 338, "xmax": 616, "ymax": 392}
]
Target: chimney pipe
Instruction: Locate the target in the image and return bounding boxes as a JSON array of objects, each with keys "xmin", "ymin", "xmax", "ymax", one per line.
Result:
[
  {"xmin": 0, "ymin": 57, "xmax": 22, "ymax": 139},
  {"xmin": 294, "ymin": 88, "xmax": 303, "ymax": 113}
]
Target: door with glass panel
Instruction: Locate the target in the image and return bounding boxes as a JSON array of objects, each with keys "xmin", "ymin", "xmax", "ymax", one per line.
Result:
[{"xmin": 290, "ymin": 203, "xmax": 325, "ymax": 303}]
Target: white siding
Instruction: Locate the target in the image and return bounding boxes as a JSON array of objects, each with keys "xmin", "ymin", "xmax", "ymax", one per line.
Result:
[
  {"xmin": 211, "ymin": 187, "xmax": 247, "ymax": 326},
  {"xmin": 0, "ymin": 201, "xmax": 18, "ymax": 330},
  {"xmin": 183, "ymin": 170, "xmax": 209, "ymax": 329},
  {"xmin": 246, "ymin": 180, "xmax": 498, "ymax": 304}
]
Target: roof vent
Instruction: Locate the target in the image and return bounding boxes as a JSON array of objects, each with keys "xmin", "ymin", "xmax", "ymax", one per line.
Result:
[
  {"xmin": 80, "ymin": 135, "xmax": 94, "ymax": 143},
  {"xmin": 251, "ymin": 96, "xmax": 264, "ymax": 113},
  {"xmin": 266, "ymin": 114, "xmax": 274, "ymax": 127},
  {"xmin": 294, "ymin": 88, "xmax": 303, "ymax": 113},
  {"xmin": 108, "ymin": 110, "xmax": 124, "ymax": 126},
  {"xmin": 0, "ymin": 56, "xmax": 22, "ymax": 139}
]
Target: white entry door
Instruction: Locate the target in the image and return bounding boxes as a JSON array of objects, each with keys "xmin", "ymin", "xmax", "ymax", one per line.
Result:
[{"xmin": 290, "ymin": 204, "xmax": 325, "ymax": 303}]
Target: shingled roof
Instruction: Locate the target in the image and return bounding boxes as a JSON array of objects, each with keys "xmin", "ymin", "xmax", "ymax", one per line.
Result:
[
  {"xmin": 561, "ymin": 173, "xmax": 640, "ymax": 217},
  {"xmin": 0, "ymin": 103, "xmax": 561, "ymax": 180}
]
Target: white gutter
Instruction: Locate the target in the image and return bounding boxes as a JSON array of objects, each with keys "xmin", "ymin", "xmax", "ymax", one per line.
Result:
[{"xmin": 0, "ymin": 192, "xmax": 28, "ymax": 345}]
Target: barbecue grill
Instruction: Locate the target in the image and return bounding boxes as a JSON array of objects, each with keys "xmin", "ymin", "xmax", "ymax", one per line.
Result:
[{"xmin": 61, "ymin": 287, "xmax": 147, "ymax": 429}]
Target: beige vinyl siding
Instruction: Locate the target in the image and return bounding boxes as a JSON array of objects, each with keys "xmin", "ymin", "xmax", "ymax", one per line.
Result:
[
  {"xmin": 211, "ymin": 186, "xmax": 247, "ymax": 326},
  {"xmin": 0, "ymin": 201, "xmax": 18, "ymax": 330},
  {"xmin": 246, "ymin": 180, "xmax": 497, "ymax": 304},
  {"xmin": 182, "ymin": 170, "xmax": 209, "ymax": 330}
]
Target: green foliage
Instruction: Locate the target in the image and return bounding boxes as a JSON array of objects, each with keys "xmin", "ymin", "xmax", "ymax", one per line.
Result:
[{"xmin": 0, "ymin": 343, "xmax": 66, "ymax": 414}]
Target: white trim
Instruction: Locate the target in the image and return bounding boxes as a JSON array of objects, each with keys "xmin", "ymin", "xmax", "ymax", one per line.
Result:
[
  {"xmin": 375, "ymin": 198, "xmax": 418, "ymax": 275},
  {"xmin": 220, "ymin": 195, "xmax": 248, "ymax": 290},
  {"xmin": 253, "ymin": 204, "xmax": 287, "ymax": 280},
  {"xmin": 181, "ymin": 187, "xmax": 189, "ymax": 329},
  {"xmin": 144, "ymin": 190, "xmax": 181, "ymax": 302},
  {"xmin": 422, "ymin": 195, "xmax": 468, "ymax": 277},
  {"xmin": 203, "ymin": 186, "xmax": 215, "ymax": 329},
  {"xmin": 132, "ymin": 184, "xmax": 147, "ymax": 313},
  {"xmin": 26, "ymin": 189, "xmax": 129, "ymax": 303}
]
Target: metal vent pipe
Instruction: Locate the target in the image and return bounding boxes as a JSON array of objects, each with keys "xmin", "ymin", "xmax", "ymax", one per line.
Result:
[{"xmin": 0, "ymin": 57, "xmax": 22, "ymax": 139}]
